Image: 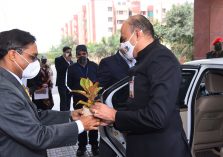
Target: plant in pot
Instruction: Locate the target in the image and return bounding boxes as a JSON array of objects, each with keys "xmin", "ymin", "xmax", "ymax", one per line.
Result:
[{"xmin": 71, "ymin": 78, "xmax": 102, "ymax": 116}]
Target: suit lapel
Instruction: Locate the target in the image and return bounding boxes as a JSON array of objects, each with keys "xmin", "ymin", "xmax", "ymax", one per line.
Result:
[
  {"xmin": 61, "ymin": 55, "xmax": 70, "ymax": 66},
  {"xmin": 0, "ymin": 67, "xmax": 40, "ymax": 120},
  {"xmin": 115, "ymin": 52, "xmax": 130, "ymax": 73}
]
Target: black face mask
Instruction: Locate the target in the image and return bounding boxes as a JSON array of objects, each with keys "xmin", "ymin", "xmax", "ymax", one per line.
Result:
[
  {"xmin": 78, "ymin": 56, "xmax": 87, "ymax": 65},
  {"xmin": 214, "ymin": 42, "xmax": 222, "ymax": 51},
  {"xmin": 41, "ymin": 59, "xmax": 47, "ymax": 64}
]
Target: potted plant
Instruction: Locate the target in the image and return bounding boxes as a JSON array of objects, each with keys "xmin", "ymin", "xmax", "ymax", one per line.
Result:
[{"xmin": 71, "ymin": 78, "xmax": 102, "ymax": 116}]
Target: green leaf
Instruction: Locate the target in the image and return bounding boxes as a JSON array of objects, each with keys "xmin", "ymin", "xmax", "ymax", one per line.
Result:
[{"xmin": 76, "ymin": 100, "xmax": 92, "ymax": 108}]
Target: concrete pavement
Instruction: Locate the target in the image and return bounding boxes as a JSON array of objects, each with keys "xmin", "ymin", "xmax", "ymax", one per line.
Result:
[{"xmin": 47, "ymin": 65, "xmax": 99, "ymax": 157}]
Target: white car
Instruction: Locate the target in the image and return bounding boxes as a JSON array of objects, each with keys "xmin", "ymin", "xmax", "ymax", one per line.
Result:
[{"xmin": 100, "ymin": 58, "xmax": 223, "ymax": 157}]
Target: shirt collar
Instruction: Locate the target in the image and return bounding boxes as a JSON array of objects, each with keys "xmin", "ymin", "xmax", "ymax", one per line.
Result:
[
  {"xmin": 7, "ymin": 70, "xmax": 23, "ymax": 85},
  {"xmin": 63, "ymin": 56, "xmax": 71, "ymax": 64},
  {"xmin": 136, "ymin": 39, "xmax": 160, "ymax": 62},
  {"xmin": 119, "ymin": 51, "xmax": 136, "ymax": 68}
]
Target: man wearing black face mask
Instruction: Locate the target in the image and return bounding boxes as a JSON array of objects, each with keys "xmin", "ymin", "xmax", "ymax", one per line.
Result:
[
  {"xmin": 67, "ymin": 44, "xmax": 99, "ymax": 156},
  {"xmin": 206, "ymin": 37, "xmax": 223, "ymax": 58}
]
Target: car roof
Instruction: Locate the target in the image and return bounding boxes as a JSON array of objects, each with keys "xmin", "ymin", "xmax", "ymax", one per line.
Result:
[{"xmin": 185, "ymin": 58, "xmax": 223, "ymax": 66}]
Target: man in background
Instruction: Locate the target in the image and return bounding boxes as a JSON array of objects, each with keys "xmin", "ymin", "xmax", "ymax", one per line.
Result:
[
  {"xmin": 97, "ymin": 37, "xmax": 136, "ymax": 89},
  {"xmin": 206, "ymin": 37, "xmax": 223, "ymax": 58},
  {"xmin": 67, "ymin": 45, "xmax": 99, "ymax": 156},
  {"xmin": 55, "ymin": 46, "xmax": 73, "ymax": 111},
  {"xmin": 97, "ymin": 37, "xmax": 136, "ymax": 157}
]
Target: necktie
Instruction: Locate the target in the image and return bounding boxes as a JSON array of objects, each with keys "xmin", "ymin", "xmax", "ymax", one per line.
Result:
[{"xmin": 22, "ymin": 85, "xmax": 31, "ymax": 100}]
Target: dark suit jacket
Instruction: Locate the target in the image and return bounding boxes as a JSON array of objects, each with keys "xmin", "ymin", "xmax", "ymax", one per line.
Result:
[
  {"xmin": 0, "ymin": 68, "xmax": 78, "ymax": 157},
  {"xmin": 115, "ymin": 40, "xmax": 191, "ymax": 157},
  {"xmin": 97, "ymin": 51, "xmax": 130, "ymax": 89},
  {"xmin": 67, "ymin": 60, "xmax": 98, "ymax": 106},
  {"xmin": 55, "ymin": 55, "xmax": 73, "ymax": 87}
]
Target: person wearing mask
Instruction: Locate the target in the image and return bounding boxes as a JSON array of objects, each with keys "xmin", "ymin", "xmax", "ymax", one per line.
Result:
[
  {"xmin": 67, "ymin": 44, "xmax": 99, "ymax": 156},
  {"xmin": 97, "ymin": 36, "xmax": 136, "ymax": 89},
  {"xmin": 27, "ymin": 56, "xmax": 54, "ymax": 110},
  {"xmin": 91, "ymin": 15, "xmax": 192, "ymax": 157},
  {"xmin": 55, "ymin": 46, "xmax": 73, "ymax": 111},
  {"xmin": 97, "ymin": 37, "xmax": 136, "ymax": 157},
  {"xmin": 0, "ymin": 29, "xmax": 100, "ymax": 157},
  {"xmin": 206, "ymin": 37, "xmax": 223, "ymax": 58}
]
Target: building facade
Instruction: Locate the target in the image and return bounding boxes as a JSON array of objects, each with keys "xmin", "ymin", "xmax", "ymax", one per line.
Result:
[{"xmin": 61, "ymin": 0, "xmax": 192, "ymax": 45}]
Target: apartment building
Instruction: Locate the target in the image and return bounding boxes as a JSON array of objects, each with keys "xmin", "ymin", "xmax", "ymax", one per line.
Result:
[{"xmin": 61, "ymin": 0, "xmax": 192, "ymax": 44}]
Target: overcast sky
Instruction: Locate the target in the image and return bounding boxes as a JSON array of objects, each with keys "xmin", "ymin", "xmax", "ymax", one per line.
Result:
[
  {"xmin": 0, "ymin": 0, "xmax": 85, "ymax": 52},
  {"xmin": 0, "ymin": 0, "xmax": 193, "ymax": 53}
]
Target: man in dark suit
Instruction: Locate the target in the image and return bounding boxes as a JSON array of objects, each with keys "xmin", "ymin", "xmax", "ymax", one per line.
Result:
[
  {"xmin": 206, "ymin": 37, "xmax": 223, "ymax": 58},
  {"xmin": 97, "ymin": 37, "xmax": 136, "ymax": 89},
  {"xmin": 55, "ymin": 46, "xmax": 73, "ymax": 111},
  {"xmin": 97, "ymin": 38, "xmax": 136, "ymax": 157},
  {"xmin": 67, "ymin": 45, "xmax": 99, "ymax": 156},
  {"xmin": 92, "ymin": 15, "xmax": 192, "ymax": 157},
  {"xmin": 0, "ymin": 29, "xmax": 100, "ymax": 157}
]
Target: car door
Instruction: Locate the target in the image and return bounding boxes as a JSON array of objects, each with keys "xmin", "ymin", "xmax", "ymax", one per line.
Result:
[
  {"xmin": 188, "ymin": 67, "xmax": 223, "ymax": 157},
  {"xmin": 100, "ymin": 77, "xmax": 129, "ymax": 157}
]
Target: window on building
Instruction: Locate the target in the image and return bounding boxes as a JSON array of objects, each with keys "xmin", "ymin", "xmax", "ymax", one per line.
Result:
[
  {"xmin": 108, "ymin": 27, "xmax": 113, "ymax": 32},
  {"xmin": 122, "ymin": 2, "xmax": 126, "ymax": 5},
  {"xmin": 141, "ymin": 11, "xmax": 146, "ymax": 15},
  {"xmin": 148, "ymin": 11, "xmax": 153, "ymax": 17},
  {"xmin": 117, "ymin": 20, "xmax": 124, "ymax": 24},
  {"xmin": 108, "ymin": 7, "xmax": 112, "ymax": 12},
  {"xmin": 117, "ymin": 10, "xmax": 124, "ymax": 15},
  {"xmin": 118, "ymin": 2, "xmax": 121, "ymax": 5},
  {"xmin": 108, "ymin": 17, "xmax": 113, "ymax": 22},
  {"xmin": 162, "ymin": 8, "xmax": 166, "ymax": 13}
]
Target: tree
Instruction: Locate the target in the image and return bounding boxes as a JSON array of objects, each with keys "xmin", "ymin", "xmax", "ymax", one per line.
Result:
[
  {"xmin": 46, "ymin": 35, "xmax": 78, "ymax": 63},
  {"xmin": 154, "ymin": 2, "xmax": 194, "ymax": 60},
  {"xmin": 87, "ymin": 33, "xmax": 120, "ymax": 59}
]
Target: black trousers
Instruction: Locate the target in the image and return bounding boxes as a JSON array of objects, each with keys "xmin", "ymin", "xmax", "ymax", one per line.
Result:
[
  {"xmin": 78, "ymin": 130, "xmax": 98, "ymax": 148},
  {"xmin": 74, "ymin": 101, "xmax": 98, "ymax": 148},
  {"xmin": 58, "ymin": 85, "xmax": 71, "ymax": 111}
]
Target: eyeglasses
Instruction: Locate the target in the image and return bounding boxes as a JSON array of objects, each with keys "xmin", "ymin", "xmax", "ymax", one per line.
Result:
[{"xmin": 15, "ymin": 48, "xmax": 38, "ymax": 62}]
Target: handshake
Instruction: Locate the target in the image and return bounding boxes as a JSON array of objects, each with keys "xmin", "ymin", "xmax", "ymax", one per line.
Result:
[{"xmin": 70, "ymin": 102, "xmax": 117, "ymax": 131}]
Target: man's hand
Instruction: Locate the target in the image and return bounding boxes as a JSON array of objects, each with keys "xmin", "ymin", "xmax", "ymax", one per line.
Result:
[
  {"xmin": 91, "ymin": 102, "xmax": 117, "ymax": 123},
  {"xmin": 80, "ymin": 116, "xmax": 100, "ymax": 131},
  {"xmin": 71, "ymin": 109, "xmax": 83, "ymax": 121},
  {"xmin": 100, "ymin": 120, "xmax": 113, "ymax": 126}
]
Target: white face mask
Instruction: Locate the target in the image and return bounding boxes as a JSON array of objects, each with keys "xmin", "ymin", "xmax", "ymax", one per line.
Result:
[
  {"xmin": 15, "ymin": 52, "xmax": 40, "ymax": 79},
  {"xmin": 22, "ymin": 60, "xmax": 40, "ymax": 79},
  {"xmin": 120, "ymin": 32, "xmax": 137, "ymax": 60}
]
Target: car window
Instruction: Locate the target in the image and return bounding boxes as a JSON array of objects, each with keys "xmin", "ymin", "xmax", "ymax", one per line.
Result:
[
  {"xmin": 112, "ymin": 85, "xmax": 129, "ymax": 110},
  {"xmin": 110, "ymin": 70, "xmax": 197, "ymax": 110},
  {"xmin": 178, "ymin": 70, "xmax": 196, "ymax": 108},
  {"xmin": 196, "ymin": 69, "xmax": 223, "ymax": 99}
]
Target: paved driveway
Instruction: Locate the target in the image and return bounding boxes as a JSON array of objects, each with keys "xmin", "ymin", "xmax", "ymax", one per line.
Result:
[{"xmin": 47, "ymin": 65, "xmax": 98, "ymax": 157}]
